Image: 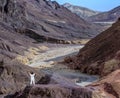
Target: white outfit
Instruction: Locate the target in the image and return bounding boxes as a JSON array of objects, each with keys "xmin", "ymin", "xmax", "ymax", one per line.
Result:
[{"xmin": 30, "ymin": 73, "xmax": 35, "ymax": 85}]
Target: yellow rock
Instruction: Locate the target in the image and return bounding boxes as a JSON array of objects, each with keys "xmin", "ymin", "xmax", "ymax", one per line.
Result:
[
  {"xmin": 28, "ymin": 47, "xmax": 39, "ymax": 55},
  {"xmin": 38, "ymin": 46, "xmax": 49, "ymax": 51},
  {"xmin": 15, "ymin": 55, "xmax": 29, "ymax": 65}
]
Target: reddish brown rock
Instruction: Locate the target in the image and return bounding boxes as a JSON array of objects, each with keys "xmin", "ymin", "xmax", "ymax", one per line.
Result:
[
  {"xmin": 88, "ymin": 70, "xmax": 120, "ymax": 98},
  {"xmin": 65, "ymin": 18, "xmax": 120, "ymax": 76}
]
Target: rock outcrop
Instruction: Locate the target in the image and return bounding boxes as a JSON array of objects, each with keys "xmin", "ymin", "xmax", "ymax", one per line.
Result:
[
  {"xmin": 88, "ymin": 69, "xmax": 120, "ymax": 98},
  {"xmin": 63, "ymin": 3, "xmax": 118, "ymax": 31},
  {"xmin": 4, "ymin": 68, "xmax": 120, "ymax": 98},
  {"xmin": 8, "ymin": 84, "xmax": 92, "ymax": 98},
  {"xmin": 64, "ymin": 18, "xmax": 120, "ymax": 76},
  {"xmin": 0, "ymin": 56, "xmax": 47, "ymax": 96}
]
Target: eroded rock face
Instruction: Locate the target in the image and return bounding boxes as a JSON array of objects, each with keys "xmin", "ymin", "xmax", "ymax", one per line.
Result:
[
  {"xmin": 64, "ymin": 18, "xmax": 120, "ymax": 76},
  {"xmin": 1, "ymin": 0, "xmax": 103, "ymax": 41}
]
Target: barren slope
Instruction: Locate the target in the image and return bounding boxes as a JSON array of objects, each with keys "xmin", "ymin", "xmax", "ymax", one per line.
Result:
[
  {"xmin": 65, "ymin": 18, "xmax": 120, "ymax": 76},
  {"xmin": 88, "ymin": 6, "xmax": 120, "ymax": 22},
  {"xmin": 2, "ymin": 0, "xmax": 103, "ymax": 41}
]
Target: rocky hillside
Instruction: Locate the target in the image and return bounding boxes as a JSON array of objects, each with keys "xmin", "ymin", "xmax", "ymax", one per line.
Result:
[
  {"xmin": 63, "ymin": 18, "xmax": 120, "ymax": 98},
  {"xmin": 0, "ymin": 0, "xmax": 104, "ymax": 97},
  {"xmin": 0, "ymin": 58, "xmax": 47, "ymax": 95},
  {"xmin": 0, "ymin": 21, "xmax": 48, "ymax": 96},
  {"xmin": 63, "ymin": 3, "xmax": 117, "ymax": 31},
  {"xmin": 63, "ymin": 3, "xmax": 100, "ymax": 19},
  {"xmin": 88, "ymin": 6, "xmax": 120, "ymax": 22},
  {"xmin": 0, "ymin": 0, "xmax": 105, "ymax": 77},
  {"xmin": 87, "ymin": 6, "xmax": 120, "ymax": 31},
  {"xmin": 87, "ymin": 69, "xmax": 120, "ymax": 98},
  {"xmin": 1, "ymin": 0, "xmax": 103, "ymax": 42},
  {"xmin": 0, "ymin": 0, "xmax": 117, "ymax": 97},
  {"xmin": 64, "ymin": 18, "xmax": 120, "ymax": 76}
]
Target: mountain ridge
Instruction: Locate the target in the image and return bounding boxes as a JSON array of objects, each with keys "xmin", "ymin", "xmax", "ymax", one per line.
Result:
[
  {"xmin": 3, "ymin": 0, "xmax": 104, "ymax": 42},
  {"xmin": 88, "ymin": 6, "xmax": 120, "ymax": 22},
  {"xmin": 63, "ymin": 3, "xmax": 100, "ymax": 19}
]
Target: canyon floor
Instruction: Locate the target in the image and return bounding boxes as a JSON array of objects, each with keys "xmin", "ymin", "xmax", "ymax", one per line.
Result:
[{"xmin": 29, "ymin": 44, "xmax": 99, "ymax": 87}]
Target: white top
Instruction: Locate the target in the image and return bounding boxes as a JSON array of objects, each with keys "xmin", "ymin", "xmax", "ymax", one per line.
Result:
[{"xmin": 30, "ymin": 73, "xmax": 35, "ymax": 79}]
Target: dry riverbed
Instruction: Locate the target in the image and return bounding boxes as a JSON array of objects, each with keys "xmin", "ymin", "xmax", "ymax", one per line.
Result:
[
  {"xmin": 29, "ymin": 44, "xmax": 99, "ymax": 86},
  {"xmin": 29, "ymin": 45, "xmax": 83, "ymax": 68}
]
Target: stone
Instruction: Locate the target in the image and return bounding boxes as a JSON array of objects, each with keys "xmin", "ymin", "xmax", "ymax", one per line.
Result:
[{"xmin": 65, "ymin": 18, "xmax": 120, "ymax": 76}]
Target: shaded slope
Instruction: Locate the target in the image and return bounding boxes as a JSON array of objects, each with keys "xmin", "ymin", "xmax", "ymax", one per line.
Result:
[
  {"xmin": 2, "ymin": 0, "xmax": 103, "ymax": 41},
  {"xmin": 65, "ymin": 18, "xmax": 120, "ymax": 76}
]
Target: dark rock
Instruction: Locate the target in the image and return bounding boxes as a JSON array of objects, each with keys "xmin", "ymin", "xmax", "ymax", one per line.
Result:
[
  {"xmin": 104, "ymin": 82, "xmax": 119, "ymax": 98},
  {"xmin": 37, "ymin": 74, "xmax": 51, "ymax": 84},
  {"xmin": 8, "ymin": 84, "xmax": 92, "ymax": 98}
]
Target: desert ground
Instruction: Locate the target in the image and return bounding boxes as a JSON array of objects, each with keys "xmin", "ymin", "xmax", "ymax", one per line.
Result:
[{"xmin": 29, "ymin": 44, "xmax": 99, "ymax": 86}]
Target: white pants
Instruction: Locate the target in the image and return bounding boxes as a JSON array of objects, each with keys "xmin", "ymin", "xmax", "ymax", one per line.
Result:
[{"xmin": 30, "ymin": 78, "xmax": 35, "ymax": 85}]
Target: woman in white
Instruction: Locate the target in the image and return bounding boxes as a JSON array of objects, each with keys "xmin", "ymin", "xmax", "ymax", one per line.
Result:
[{"xmin": 29, "ymin": 72, "xmax": 36, "ymax": 85}]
